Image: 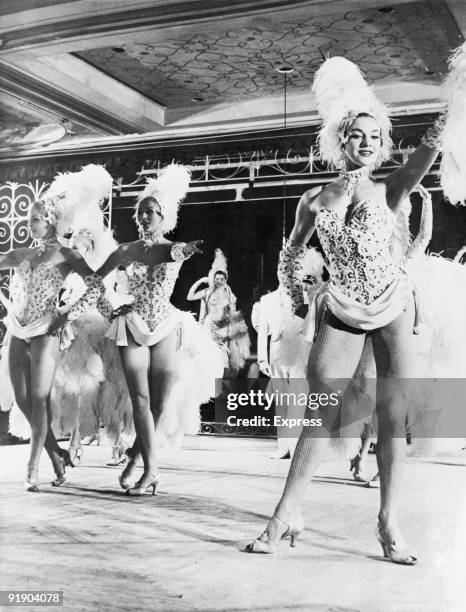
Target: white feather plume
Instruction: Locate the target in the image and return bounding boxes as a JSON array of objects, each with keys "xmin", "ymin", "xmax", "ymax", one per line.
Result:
[
  {"xmin": 440, "ymin": 42, "xmax": 466, "ymax": 205},
  {"xmin": 42, "ymin": 164, "xmax": 112, "ymax": 238},
  {"xmin": 302, "ymin": 247, "xmax": 325, "ymax": 281},
  {"xmin": 312, "ymin": 56, "xmax": 392, "ymax": 169},
  {"xmin": 137, "ymin": 163, "xmax": 191, "ymax": 233}
]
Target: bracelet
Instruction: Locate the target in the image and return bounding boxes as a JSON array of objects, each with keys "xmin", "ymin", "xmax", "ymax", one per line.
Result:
[{"xmin": 421, "ymin": 113, "xmax": 447, "ymax": 151}]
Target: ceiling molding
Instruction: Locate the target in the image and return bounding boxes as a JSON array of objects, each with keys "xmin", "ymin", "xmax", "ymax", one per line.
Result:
[
  {"xmin": 0, "ymin": 62, "xmax": 138, "ymax": 135},
  {"xmin": 0, "ymin": 0, "xmax": 416, "ymax": 54},
  {"xmin": 0, "ymin": 104, "xmax": 443, "ymax": 163}
]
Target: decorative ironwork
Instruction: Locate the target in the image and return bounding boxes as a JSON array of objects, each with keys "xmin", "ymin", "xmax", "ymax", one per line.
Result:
[
  {"xmin": 115, "ymin": 145, "xmax": 436, "ymax": 206},
  {"xmin": 0, "ymin": 181, "xmax": 46, "ymax": 344}
]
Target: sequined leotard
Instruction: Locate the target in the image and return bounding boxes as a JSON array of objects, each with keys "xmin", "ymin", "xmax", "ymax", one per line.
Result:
[
  {"xmin": 10, "ymin": 260, "xmax": 63, "ymax": 325},
  {"xmin": 315, "ymin": 200, "xmax": 400, "ymax": 304},
  {"xmin": 124, "ymin": 260, "xmax": 182, "ymax": 331}
]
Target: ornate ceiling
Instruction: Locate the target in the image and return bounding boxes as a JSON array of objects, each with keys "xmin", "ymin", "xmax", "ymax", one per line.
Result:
[{"xmin": 0, "ymin": 0, "xmax": 464, "ymax": 157}]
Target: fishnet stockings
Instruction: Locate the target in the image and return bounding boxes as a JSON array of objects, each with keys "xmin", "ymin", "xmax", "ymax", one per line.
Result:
[{"xmin": 276, "ymin": 299, "xmax": 417, "ymax": 528}]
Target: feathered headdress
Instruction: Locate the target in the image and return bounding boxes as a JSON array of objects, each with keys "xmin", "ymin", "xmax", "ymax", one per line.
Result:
[
  {"xmin": 208, "ymin": 248, "xmax": 228, "ymax": 287},
  {"xmin": 41, "ymin": 164, "xmax": 112, "ymax": 239},
  {"xmin": 440, "ymin": 41, "xmax": 466, "ymax": 205},
  {"xmin": 40, "ymin": 164, "xmax": 114, "ymax": 267},
  {"xmin": 312, "ymin": 56, "xmax": 392, "ymax": 169},
  {"xmin": 136, "ymin": 163, "xmax": 191, "ymax": 233}
]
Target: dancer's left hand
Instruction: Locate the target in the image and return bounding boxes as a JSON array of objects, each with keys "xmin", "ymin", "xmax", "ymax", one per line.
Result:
[
  {"xmin": 183, "ymin": 240, "xmax": 203, "ymax": 257},
  {"xmin": 48, "ymin": 314, "xmax": 68, "ymax": 337}
]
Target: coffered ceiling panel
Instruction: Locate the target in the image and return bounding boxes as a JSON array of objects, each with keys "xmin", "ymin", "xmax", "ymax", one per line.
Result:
[{"xmin": 77, "ymin": 1, "xmax": 459, "ymax": 108}]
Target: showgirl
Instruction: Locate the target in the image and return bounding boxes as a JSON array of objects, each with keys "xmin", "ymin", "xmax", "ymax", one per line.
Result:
[
  {"xmin": 246, "ymin": 55, "xmax": 452, "ymax": 564},
  {"xmin": 187, "ymin": 248, "xmax": 250, "ymax": 376},
  {"xmin": 60, "ymin": 164, "xmax": 224, "ymax": 496},
  {"xmin": 0, "ymin": 165, "xmax": 112, "ymax": 491}
]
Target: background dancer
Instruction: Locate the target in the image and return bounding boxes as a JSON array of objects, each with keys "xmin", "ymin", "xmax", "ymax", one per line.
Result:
[
  {"xmin": 0, "ymin": 165, "xmax": 113, "ymax": 491},
  {"xmin": 62, "ymin": 164, "xmax": 224, "ymax": 496},
  {"xmin": 187, "ymin": 248, "xmax": 250, "ymax": 376}
]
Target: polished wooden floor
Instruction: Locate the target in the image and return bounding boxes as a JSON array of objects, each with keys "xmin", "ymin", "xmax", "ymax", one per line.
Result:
[{"xmin": 1, "ymin": 437, "xmax": 465, "ymax": 612}]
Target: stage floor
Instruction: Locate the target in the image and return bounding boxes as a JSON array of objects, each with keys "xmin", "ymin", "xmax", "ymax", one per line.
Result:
[{"xmin": 1, "ymin": 437, "xmax": 465, "ymax": 612}]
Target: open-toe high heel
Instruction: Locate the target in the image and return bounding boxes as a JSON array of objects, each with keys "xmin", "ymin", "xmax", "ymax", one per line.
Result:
[
  {"xmin": 25, "ymin": 465, "xmax": 40, "ymax": 492},
  {"xmin": 107, "ymin": 446, "xmax": 127, "ymax": 466},
  {"xmin": 246, "ymin": 513, "xmax": 304, "ymax": 553},
  {"xmin": 376, "ymin": 524, "xmax": 418, "ymax": 565},
  {"xmin": 125, "ymin": 471, "xmax": 160, "ymax": 496}
]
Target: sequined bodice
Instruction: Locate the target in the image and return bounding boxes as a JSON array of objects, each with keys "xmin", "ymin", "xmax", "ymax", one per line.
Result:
[
  {"xmin": 10, "ymin": 260, "xmax": 63, "ymax": 324},
  {"xmin": 126, "ymin": 260, "xmax": 182, "ymax": 331},
  {"xmin": 315, "ymin": 200, "xmax": 400, "ymax": 304}
]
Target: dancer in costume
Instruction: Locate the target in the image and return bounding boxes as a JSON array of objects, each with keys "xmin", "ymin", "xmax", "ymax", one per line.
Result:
[
  {"xmin": 0, "ymin": 165, "xmax": 113, "ymax": 491},
  {"xmin": 187, "ymin": 249, "xmax": 250, "ymax": 376},
  {"xmin": 246, "ymin": 55, "xmax": 449, "ymax": 564},
  {"xmin": 8, "ymin": 262, "xmax": 134, "ymax": 467},
  {"xmin": 59, "ymin": 164, "xmax": 224, "ymax": 496}
]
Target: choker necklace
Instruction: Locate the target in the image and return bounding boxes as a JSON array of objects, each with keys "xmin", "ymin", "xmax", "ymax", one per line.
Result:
[
  {"xmin": 36, "ymin": 236, "xmax": 57, "ymax": 256},
  {"xmin": 339, "ymin": 166, "xmax": 371, "ymax": 197},
  {"xmin": 141, "ymin": 230, "xmax": 163, "ymax": 250}
]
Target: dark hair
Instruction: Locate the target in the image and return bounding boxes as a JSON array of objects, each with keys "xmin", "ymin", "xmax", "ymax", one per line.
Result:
[{"xmin": 214, "ymin": 270, "xmax": 227, "ymax": 279}]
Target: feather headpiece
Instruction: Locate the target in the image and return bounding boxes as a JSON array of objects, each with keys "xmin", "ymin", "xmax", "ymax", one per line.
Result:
[
  {"xmin": 312, "ymin": 57, "xmax": 392, "ymax": 169},
  {"xmin": 440, "ymin": 41, "xmax": 466, "ymax": 205},
  {"xmin": 39, "ymin": 164, "xmax": 114, "ymax": 266},
  {"xmin": 208, "ymin": 248, "xmax": 228, "ymax": 287},
  {"xmin": 136, "ymin": 163, "xmax": 191, "ymax": 233},
  {"xmin": 41, "ymin": 164, "xmax": 112, "ymax": 239}
]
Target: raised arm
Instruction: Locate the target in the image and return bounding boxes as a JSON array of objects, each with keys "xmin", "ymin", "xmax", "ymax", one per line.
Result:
[
  {"xmin": 187, "ymin": 277, "xmax": 209, "ymax": 301},
  {"xmin": 386, "ymin": 114, "xmax": 445, "ymax": 212},
  {"xmin": 278, "ymin": 187, "xmax": 320, "ymax": 316}
]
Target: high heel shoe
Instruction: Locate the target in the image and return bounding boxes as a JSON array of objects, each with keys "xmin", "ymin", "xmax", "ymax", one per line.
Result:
[
  {"xmin": 376, "ymin": 524, "xmax": 418, "ymax": 565},
  {"xmin": 107, "ymin": 446, "xmax": 127, "ymax": 466},
  {"xmin": 246, "ymin": 513, "xmax": 304, "ymax": 553},
  {"xmin": 69, "ymin": 446, "xmax": 82, "ymax": 466},
  {"xmin": 50, "ymin": 449, "xmax": 75, "ymax": 487},
  {"xmin": 350, "ymin": 454, "xmax": 369, "ymax": 482},
  {"xmin": 25, "ymin": 466, "xmax": 39, "ymax": 492},
  {"xmin": 125, "ymin": 472, "xmax": 160, "ymax": 496}
]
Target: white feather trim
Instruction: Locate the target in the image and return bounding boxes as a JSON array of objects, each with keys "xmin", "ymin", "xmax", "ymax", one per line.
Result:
[
  {"xmin": 440, "ymin": 42, "xmax": 466, "ymax": 205},
  {"xmin": 42, "ymin": 165, "xmax": 113, "ymax": 251},
  {"xmin": 302, "ymin": 247, "xmax": 325, "ymax": 281}
]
